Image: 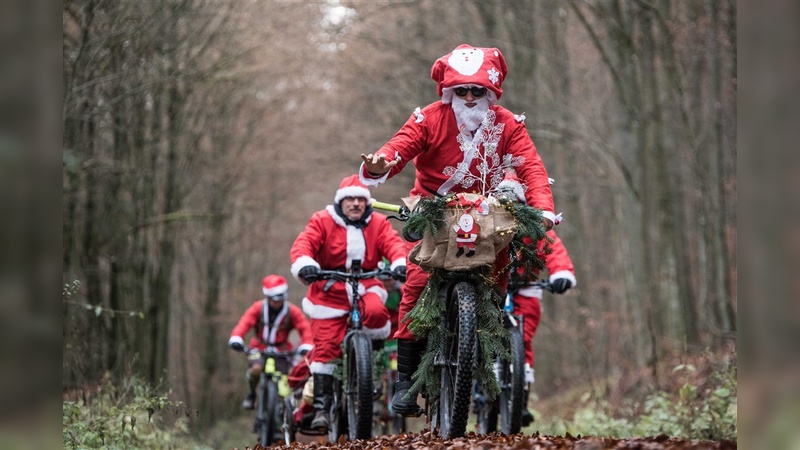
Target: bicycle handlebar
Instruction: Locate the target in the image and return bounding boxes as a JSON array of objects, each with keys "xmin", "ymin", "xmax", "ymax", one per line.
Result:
[
  {"xmin": 528, "ymin": 281, "xmax": 554, "ymax": 293},
  {"xmin": 239, "ymin": 347, "xmax": 301, "ymax": 358},
  {"xmin": 315, "ymin": 266, "xmax": 400, "ymax": 282},
  {"xmin": 372, "ymin": 200, "xmax": 410, "ymax": 222}
]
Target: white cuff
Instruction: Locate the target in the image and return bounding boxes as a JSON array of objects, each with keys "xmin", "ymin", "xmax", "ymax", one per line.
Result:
[
  {"xmin": 359, "ymin": 163, "xmax": 390, "ymax": 186},
  {"xmin": 389, "ymin": 258, "xmax": 406, "ymax": 270},
  {"xmin": 297, "ymin": 343, "xmax": 314, "ymax": 352},
  {"xmin": 541, "ymin": 210, "xmax": 557, "ymax": 224},
  {"xmin": 290, "ymin": 256, "xmax": 319, "ymax": 282},
  {"xmin": 309, "ymin": 362, "xmax": 337, "ymax": 375},
  {"xmin": 362, "ymin": 320, "xmax": 392, "ymax": 340},
  {"xmin": 228, "ymin": 336, "xmax": 244, "ymax": 346},
  {"xmin": 549, "ymin": 270, "xmax": 577, "ymax": 287}
]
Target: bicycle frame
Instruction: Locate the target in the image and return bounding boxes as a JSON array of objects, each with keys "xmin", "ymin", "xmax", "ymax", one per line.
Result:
[{"xmin": 315, "ymin": 260, "xmax": 402, "ymax": 442}]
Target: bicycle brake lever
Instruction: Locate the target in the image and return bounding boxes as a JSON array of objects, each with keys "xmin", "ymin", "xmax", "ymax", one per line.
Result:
[{"xmin": 323, "ymin": 278, "xmax": 336, "ymax": 292}]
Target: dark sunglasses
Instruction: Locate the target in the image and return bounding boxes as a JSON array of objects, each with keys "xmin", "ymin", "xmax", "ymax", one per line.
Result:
[
  {"xmin": 453, "ymin": 86, "xmax": 487, "ymax": 98},
  {"xmin": 267, "ymin": 293, "xmax": 287, "ymax": 301}
]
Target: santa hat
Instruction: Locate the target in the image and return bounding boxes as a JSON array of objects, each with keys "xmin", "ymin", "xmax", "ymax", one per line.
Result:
[
  {"xmin": 431, "ymin": 44, "xmax": 508, "ymax": 104},
  {"xmin": 334, "ymin": 174, "xmax": 371, "ymax": 204},
  {"xmin": 496, "ymin": 170, "xmax": 527, "ymax": 203},
  {"xmin": 262, "ymin": 274, "xmax": 288, "ymax": 298}
]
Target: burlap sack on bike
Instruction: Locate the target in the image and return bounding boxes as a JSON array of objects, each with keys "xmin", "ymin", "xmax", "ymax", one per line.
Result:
[{"xmin": 408, "ymin": 193, "xmax": 517, "ymax": 271}]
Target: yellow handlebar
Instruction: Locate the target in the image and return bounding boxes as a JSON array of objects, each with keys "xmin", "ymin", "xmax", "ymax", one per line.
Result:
[{"xmin": 372, "ymin": 201, "xmax": 402, "ymax": 213}]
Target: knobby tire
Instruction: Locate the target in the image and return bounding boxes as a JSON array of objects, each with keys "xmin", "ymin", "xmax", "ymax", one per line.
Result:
[
  {"xmin": 257, "ymin": 378, "xmax": 279, "ymax": 446},
  {"xmin": 500, "ymin": 326, "xmax": 526, "ymax": 434},
  {"xmin": 438, "ymin": 281, "xmax": 477, "ymax": 439},
  {"xmin": 347, "ymin": 332, "xmax": 374, "ymax": 440}
]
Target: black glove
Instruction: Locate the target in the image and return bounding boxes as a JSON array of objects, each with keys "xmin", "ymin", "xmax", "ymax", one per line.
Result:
[
  {"xmin": 229, "ymin": 341, "xmax": 244, "ymax": 352},
  {"xmin": 298, "ymin": 265, "xmax": 319, "ymax": 283},
  {"xmin": 393, "ymin": 265, "xmax": 407, "ymax": 281},
  {"xmin": 298, "ymin": 348, "xmax": 310, "ymax": 356},
  {"xmin": 550, "ymin": 278, "xmax": 572, "ymax": 294}
]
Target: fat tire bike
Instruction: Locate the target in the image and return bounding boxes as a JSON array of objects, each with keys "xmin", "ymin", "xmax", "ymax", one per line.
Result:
[
  {"xmin": 373, "ymin": 200, "xmax": 491, "ymax": 440},
  {"xmin": 237, "ymin": 347, "xmax": 298, "ymax": 447},
  {"xmin": 314, "ymin": 260, "xmax": 404, "ymax": 442},
  {"xmin": 474, "ymin": 280, "xmax": 553, "ymax": 434}
]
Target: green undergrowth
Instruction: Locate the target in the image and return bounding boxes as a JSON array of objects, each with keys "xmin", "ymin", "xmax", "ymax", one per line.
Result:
[
  {"xmin": 63, "ymin": 373, "xmax": 209, "ymax": 450},
  {"xmin": 528, "ymin": 362, "xmax": 737, "ymax": 441}
]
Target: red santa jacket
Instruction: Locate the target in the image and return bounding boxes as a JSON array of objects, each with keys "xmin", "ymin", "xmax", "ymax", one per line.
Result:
[
  {"xmin": 229, "ymin": 301, "xmax": 314, "ymax": 352},
  {"xmin": 360, "ymin": 102, "xmax": 556, "ymax": 224},
  {"xmin": 516, "ymin": 229, "xmax": 576, "ymax": 298},
  {"xmin": 290, "ymin": 205, "xmax": 406, "ymax": 319}
]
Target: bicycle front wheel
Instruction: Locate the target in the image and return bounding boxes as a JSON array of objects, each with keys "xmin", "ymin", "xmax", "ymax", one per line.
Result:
[
  {"xmin": 346, "ymin": 332, "xmax": 374, "ymax": 440},
  {"xmin": 438, "ymin": 281, "xmax": 477, "ymax": 439},
  {"xmin": 500, "ymin": 326, "xmax": 526, "ymax": 434},
  {"xmin": 257, "ymin": 378, "xmax": 278, "ymax": 446}
]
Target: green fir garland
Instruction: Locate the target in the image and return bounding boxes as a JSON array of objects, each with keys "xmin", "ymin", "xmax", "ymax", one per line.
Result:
[{"xmin": 400, "ymin": 195, "xmax": 550, "ymax": 405}]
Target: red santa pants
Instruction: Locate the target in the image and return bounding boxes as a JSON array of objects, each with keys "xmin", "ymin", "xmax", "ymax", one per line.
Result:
[
  {"xmin": 308, "ymin": 293, "xmax": 390, "ymax": 371},
  {"xmin": 394, "ymin": 240, "xmax": 511, "ymax": 340},
  {"xmin": 512, "ymin": 292, "xmax": 542, "ymax": 366}
]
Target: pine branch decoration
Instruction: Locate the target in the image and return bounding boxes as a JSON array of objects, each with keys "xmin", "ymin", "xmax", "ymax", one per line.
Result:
[{"xmin": 401, "ymin": 195, "xmax": 550, "ymax": 403}]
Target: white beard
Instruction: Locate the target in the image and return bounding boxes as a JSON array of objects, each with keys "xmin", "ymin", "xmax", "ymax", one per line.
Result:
[{"xmin": 451, "ymin": 96, "xmax": 490, "ymax": 133}]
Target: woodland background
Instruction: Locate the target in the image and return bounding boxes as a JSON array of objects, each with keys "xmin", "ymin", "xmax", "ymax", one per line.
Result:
[{"xmin": 62, "ymin": 0, "xmax": 736, "ymax": 438}]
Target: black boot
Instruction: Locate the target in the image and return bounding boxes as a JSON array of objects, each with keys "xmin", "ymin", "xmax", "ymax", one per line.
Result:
[
  {"xmin": 310, "ymin": 373, "xmax": 334, "ymax": 431},
  {"xmin": 242, "ymin": 371, "xmax": 258, "ymax": 410},
  {"xmin": 391, "ymin": 339, "xmax": 426, "ymax": 416},
  {"xmin": 521, "ymin": 384, "xmax": 534, "ymax": 426}
]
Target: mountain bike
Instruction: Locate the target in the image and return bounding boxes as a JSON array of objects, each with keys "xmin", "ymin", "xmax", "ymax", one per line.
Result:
[
  {"xmin": 474, "ymin": 280, "xmax": 553, "ymax": 435},
  {"xmin": 372, "ymin": 199, "xmax": 505, "ymax": 439},
  {"xmin": 237, "ymin": 347, "xmax": 297, "ymax": 447},
  {"xmin": 314, "ymin": 260, "xmax": 404, "ymax": 442}
]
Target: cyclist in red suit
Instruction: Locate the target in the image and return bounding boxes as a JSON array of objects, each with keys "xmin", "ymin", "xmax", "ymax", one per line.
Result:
[
  {"xmin": 228, "ymin": 274, "xmax": 315, "ymax": 409},
  {"xmin": 498, "ymin": 172, "xmax": 576, "ymax": 425},
  {"xmin": 358, "ymin": 44, "xmax": 558, "ymax": 415},
  {"xmin": 290, "ymin": 174, "xmax": 407, "ymax": 431}
]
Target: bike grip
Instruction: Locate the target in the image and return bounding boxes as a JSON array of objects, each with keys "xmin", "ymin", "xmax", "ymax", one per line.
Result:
[{"xmin": 372, "ymin": 201, "xmax": 401, "ymax": 213}]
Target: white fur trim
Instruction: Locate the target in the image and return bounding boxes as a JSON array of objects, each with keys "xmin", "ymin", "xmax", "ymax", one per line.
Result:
[
  {"xmin": 334, "ymin": 185, "xmax": 371, "ymax": 204},
  {"xmin": 263, "ymin": 284, "xmax": 288, "ymax": 297},
  {"xmin": 297, "ymin": 343, "xmax": 314, "ymax": 352},
  {"xmin": 359, "ymin": 163, "xmax": 390, "ymax": 186},
  {"xmin": 262, "ymin": 302, "xmax": 289, "ymax": 343},
  {"xmin": 309, "ymin": 362, "xmax": 337, "ymax": 375},
  {"xmin": 389, "ymin": 258, "xmax": 406, "ymax": 270},
  {"xmin": 516, "ymin": 285, "xmax": 543, "ymax": 298},
  {"xmin": 366, "ymin": 285, "xmax": 388, "ymax": 304},
  {"xmin": 325, "ymin": 206, "xmax": 367, "ymax": 269},
  {"xmin": 291, "ymin": 256, "xmax": 319, "ymax": 282},
  {"xmin": 541, "ymin": 210, "xmax": 557, "ymax": 224},
  {"xmin": 362, "ymin": 320, "xmax": 392, "ymax": 340},
  {"xmin": 228, "ymin": 335, "xmax": 244, "ymax": 346},
  {"xmin": 549, "ymin": 270, "xmax": 577, "ymax": 287},
  {"xmin": 302, "ymin": 297, "xmax": 348, "ymax": 320}
]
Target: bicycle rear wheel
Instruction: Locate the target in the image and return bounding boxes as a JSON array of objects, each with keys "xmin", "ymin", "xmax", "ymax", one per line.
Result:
[
  {"xmin": 346, "ymin": 332, "xmax": 374, "ymax": 440},
  {"xmin": 437, "ymin": 281, "xmax": 477, "ymax": 439},
  {"xmin": 500, "ymin": 326, "xmax": 526, "ymax": 434},
  {"xmin": 257, "ymin": 378, "xmax": 278, "ymax": 446}
]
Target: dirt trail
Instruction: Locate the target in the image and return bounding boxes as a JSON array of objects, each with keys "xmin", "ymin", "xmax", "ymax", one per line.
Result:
[{"xmin": 251, "ymin": 430, "xmax": 736, "ymax": 449}]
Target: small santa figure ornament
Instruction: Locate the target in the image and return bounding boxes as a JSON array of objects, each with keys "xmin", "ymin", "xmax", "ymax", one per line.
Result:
[{"xmin": 453, "ymin": 212, "xmax": 480, "ymax": 257}]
